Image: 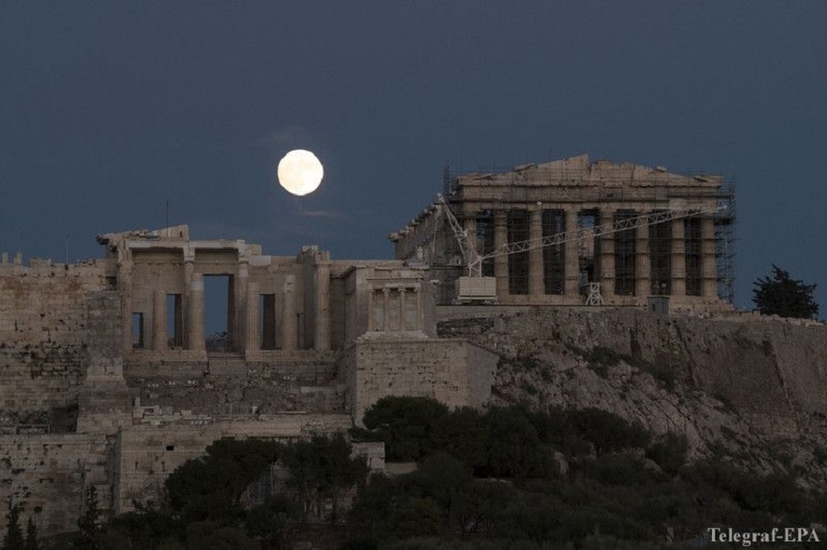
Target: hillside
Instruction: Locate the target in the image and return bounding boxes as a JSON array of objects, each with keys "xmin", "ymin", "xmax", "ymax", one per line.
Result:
[{"xmin": 438, "ymin": 308, "xmax": 827, "ymax": 488}]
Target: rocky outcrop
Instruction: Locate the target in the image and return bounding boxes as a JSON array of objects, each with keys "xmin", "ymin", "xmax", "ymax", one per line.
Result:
[{"xmin": 438, "ymin": 308, "xmax": 827, "ymax": 486}]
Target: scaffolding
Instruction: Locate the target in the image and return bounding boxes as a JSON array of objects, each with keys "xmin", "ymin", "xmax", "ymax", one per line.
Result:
[
  {"xmin": 614, "ymin": 210, "xmax": 637, "ymax": 296},
  {"xmin": 542, "ymin": 210, "xmax": 566, "ymax": 294},
  {"xmin": 715, "ymin": 183, "xmax": 737, "ymax": 304},
  {"xmin": 507, "ymin": 209, "xmax": 530, "ymax": 294},
  {"xmin": 419, "ymin": 162, "xmax": 737, "ymax": 307},
  {"xmin": 649, "ymin": 211, "xmax": 672, "ymax": 295}
]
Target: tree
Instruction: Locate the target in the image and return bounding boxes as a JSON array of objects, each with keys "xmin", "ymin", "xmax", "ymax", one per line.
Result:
[
  {"xmin": 23, "ymin": 518, "xmax": 38, "ymax": 550},
  {"xmin": 752, "ymin": 265, "xmax": 819, "ymax": 319},
  {"xmin": 358, "ymin": 397, "xmax": 450, "ymax": 461},
  {"xmin": 164, "ymin": 437, "xmax": 281, "ymax": 523},
  {"xmin": 280, "ymin": 433, "xmax": 369, "ymax": 523},
  {"xmin": 2, "ymin": 499, "xmax": 23, "ymax": 550},
  {"xmin": 76, "ymin": 485, "xmax": 101, "ymax": 549}
]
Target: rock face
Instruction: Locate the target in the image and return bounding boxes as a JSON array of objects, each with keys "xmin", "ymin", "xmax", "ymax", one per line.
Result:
[{"xmin": 438, "ymin": 308, "xmax": 827, "ymax": 486}]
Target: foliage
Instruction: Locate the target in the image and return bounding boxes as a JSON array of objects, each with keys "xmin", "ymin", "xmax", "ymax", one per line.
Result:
[
  {"xmin": 184, "ymin": 521, "xmax": 258, "ymax": 550},
  {"xmin": 281, "ymin": 432, "xmax": 369, "ymax": 523},
  {"xmin": 164, "ymin": 437, "xmax": 280, "ymax": 523},
  {"xmin": 752, "ymin": 264, "xmax": 819, "ymax": 319},
  {"xmin": 477, "ymin": 406, "xmax": 555, "ymax": 478},
  {"xmin": 98, "ymin": 508, "xmax": 181, "ymax": 549},
  {"xmin": 346, "ymin": 474, "xmax": 399, "ymax": 539},
  {"xmin": 358, "ymin": 397, "xmax": 450, "ymax": 461},
  {"xmin": 645, "ymin": 432, "xmax": 688, "ymax": 475},
  {"xmin": 245, "ymin": 494, "xmax": 300, "ymax": 549},
  {"xmin": 391, "ymin": 498, "xmax": 444, "ymax": 539},
  {"xmin": 348, "ymin": 398, "xmax": 827, "ymax": 548},
  {"xmin": 2, "ymin": 499, "xmax": 23, "ymax": 550},
  {"xmin": 565, "ymin": 408, "xmax": 650, "ymax": 457},
  {"xmin": 76, "ymin": 485, "xmax": 101, "ymax": 548},
  {"xmin": 23, "ymin": 518, "xmax": 37, "ymax": 550}
]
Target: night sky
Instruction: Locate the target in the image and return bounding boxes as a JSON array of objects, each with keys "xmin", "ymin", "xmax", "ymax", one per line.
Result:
[{"xmin": 2, "ymin": 2, "xmax": 825, "ymax": 314}]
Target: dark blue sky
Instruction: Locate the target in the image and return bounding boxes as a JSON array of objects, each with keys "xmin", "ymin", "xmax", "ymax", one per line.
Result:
[{"xmin": 2, "ymin": 2, "xmax": 825, "ymax": 313}]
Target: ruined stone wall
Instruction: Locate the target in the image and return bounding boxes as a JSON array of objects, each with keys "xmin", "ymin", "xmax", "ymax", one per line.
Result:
[
  {"xmin": 114, "ymin": 415, "xmax": 354, "ymax": 514},
  {"xmin": 0, "ymin": 433, "xmax": 110, "ymax": 536},
  {"xmin": 341, "ymin": 337, "xmax": 498, "ymax": 424},
  {"xmin": 124, "ymin": 353, "xmax": 344, "ymax": 417},
  {"xmin": 0, "ymin": 261, "xmax": 110, "ymax": 420}
]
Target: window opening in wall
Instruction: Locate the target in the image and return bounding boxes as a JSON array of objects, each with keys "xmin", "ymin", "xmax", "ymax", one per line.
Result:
[
  {"xmin": 166, "ymin": 294, "xmax": 183, "ymax": 349},
  {"xmin": 132, "ymin": 313, "xmax": 144, "ymax": 348},
  {"xmin": 204, "ymin": 274, "xmax": 233, "ymax": 352},
  {"xmin": 685, "ymin": 217, "xmax": 702, "ymax": 296},
  {"xmin": 475, "ymin": 210, "xmax": 495, "ymax": 277},
  {"xmin": 649, "ymin": 214, "xmax": 672, "ymax": 295},
  {"xmin": 614, "ymin": 210, "xmax": 637, "ymax": 296},
  {"xmin": 507, "ymin": 209, "xmax": 529, "ymax": 295},
  {"xmin": 577, "ymin": 210, "xmax": 600, "ymax": 292},
  {"xmin": 260, "ymin": 294, "xmax": 277, "ymax": 350},
  {"xmin": 542, "ymin": 209, "xmax": 565, "ymax": 294}
]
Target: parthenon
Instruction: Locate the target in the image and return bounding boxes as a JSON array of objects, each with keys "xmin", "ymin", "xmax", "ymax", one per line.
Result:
[{"xmin": 390, "ymin": 154, "xmax": 735, "ymax": 311}]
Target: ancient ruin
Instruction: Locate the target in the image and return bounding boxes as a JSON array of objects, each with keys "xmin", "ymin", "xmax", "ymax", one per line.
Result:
[
  {"xmin": 390, "ymin": 154, "xmax": 735, "ymax": 311},
  {"xmin": 0, "ymin": 225, "xmax": 496, "ymax": 535},
  {"xmin": 1, "ymin": 154, "xmax": 748, "ymax": 537}
]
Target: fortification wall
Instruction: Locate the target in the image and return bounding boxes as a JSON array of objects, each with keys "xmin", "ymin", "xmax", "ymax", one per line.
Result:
[
  {"xmin": 123, "ymin": 355, "xmax": 345, "ymax": 417},
  {"xmin": 0, "ymin": 261, "xmax": 110, "ymax": 421},
  {"xmin": 114, "ymin": 415, "xmax": 354, "ymax": 514},
  {"xmin": 341, "ymin": 337, "xmax": 498, "ymax": 424},
  {"xmin": 0, "ymin": 433, "xmax": 111, "ymax": 536}
]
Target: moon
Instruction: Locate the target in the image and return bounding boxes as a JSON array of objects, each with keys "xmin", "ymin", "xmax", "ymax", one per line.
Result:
[{"xmin": 277, "ymin": 149, "xmax": 324, "ymax": 196}]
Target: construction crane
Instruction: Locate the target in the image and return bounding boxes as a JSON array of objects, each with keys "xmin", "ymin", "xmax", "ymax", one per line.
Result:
[{"xmin": 435, "ymin": 194, "xmax": 725, "ymax": 304}]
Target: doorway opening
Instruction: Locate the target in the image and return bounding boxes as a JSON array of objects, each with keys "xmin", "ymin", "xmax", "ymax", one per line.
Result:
[
  {"xmin": 204, "ymin": 275, "xmax": 233, "ymax": 352},
  {"xmin": 166, "ymin": 294, "xmax": 183, "ymax": 349},
  {"xmin": 260, "ymin": 294, "xmax": 277, "ymax": 350}
]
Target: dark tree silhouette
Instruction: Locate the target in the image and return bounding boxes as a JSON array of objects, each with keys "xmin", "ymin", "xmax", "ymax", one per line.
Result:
[
  {"xmin": 752, "ymin": 265, "xmax": 819, "ymax": 319},
  {"xmin": 2, "ymin": 499, "xmax": 23, "ymax": 550}
]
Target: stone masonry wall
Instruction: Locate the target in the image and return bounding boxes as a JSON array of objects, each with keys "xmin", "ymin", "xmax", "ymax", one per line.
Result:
[
  {"xmin": 0, "ymin": 261, "xmax": 109, "ymax": 421},
  {"xmin": 114, "ymin": 415, "xmax": 354, "ymax": 514},
  {"xmin": 0, "ymin": 433, "xmax": 110, "ymax": 536},
  {"xmin": 341, "ymin": 337, "xmax": 498, "ymax": 424}
]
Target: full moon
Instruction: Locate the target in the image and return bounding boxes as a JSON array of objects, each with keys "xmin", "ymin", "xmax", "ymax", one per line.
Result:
[{"xmin": 277, "ymin": 149, "xmax": 324, "ymax": 196}]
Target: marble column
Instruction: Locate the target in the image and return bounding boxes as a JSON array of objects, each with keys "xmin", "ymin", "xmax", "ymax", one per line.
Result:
[
  {"xmin": 234, "ymin": 257, "xmax": 249, "ymax": 352},
  {"xmin": 188, "ymin": 273, "xmax": 205, "ymax": 352},
  {"xmin": 671, "ymin": 218, "xmax": 686, "ymax": 297},
  {"xmin": 245, "ymin": 281, "xmax": 259, "ymax": 359},
  {"xmin": 282, "ymin": 275, "xmax": 297, "ymax": 351},
  {"xmin": 564, "ymin": 208, "xmax": 580, "ymax": 297},
  {"xmin": 635, "ymin": 218, "xmax": 651, "ymax": 298},
  {"xmin": 315, "ymin": 263, "xmax": 330, "ymax": 350},
  {"xmin": 599, "ymin": 209, "xmax": 615, "ymax": 300},
  {"xmin": 152, "ymin": 290, "xmax": 166, "ymax": 351},
  {"xmin": 399, "ymin": 289, "xmax": 407, "ymax": 331},
  {"xmin": 529, "ymin": 208, "xmax": 544, "ymax": 296},
  {"xmin": 382, "ymin": 288, "xmax": 391, "ymax": 333},
  {"xmin": 493, "ymin": 211, "xmax": 508, "ymax": 296},
  {"xmin": 701, "ymin": 217, "xmax": 718, "ymax": 298},
  {"xmin": 366, "ymin": 288, "xmax": 375, "ymax": 332}
]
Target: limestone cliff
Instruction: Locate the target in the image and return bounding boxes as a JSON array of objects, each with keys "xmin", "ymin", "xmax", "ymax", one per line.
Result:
[{"xmin": 438, "ymin": 308, "xmax": 827, "ymax": 487}]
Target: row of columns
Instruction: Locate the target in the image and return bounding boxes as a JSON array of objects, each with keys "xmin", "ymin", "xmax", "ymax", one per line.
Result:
[
  {"xmin": 122, "ymin": 250, "xmax": 331, "ymax": 355},
  {"xmin": 467, "ymin": 207, "xmax": 718, "ymax": 300},
  {"xmin": 367, "ymin": 285, "xmax": 424, "ymax": 333}
]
